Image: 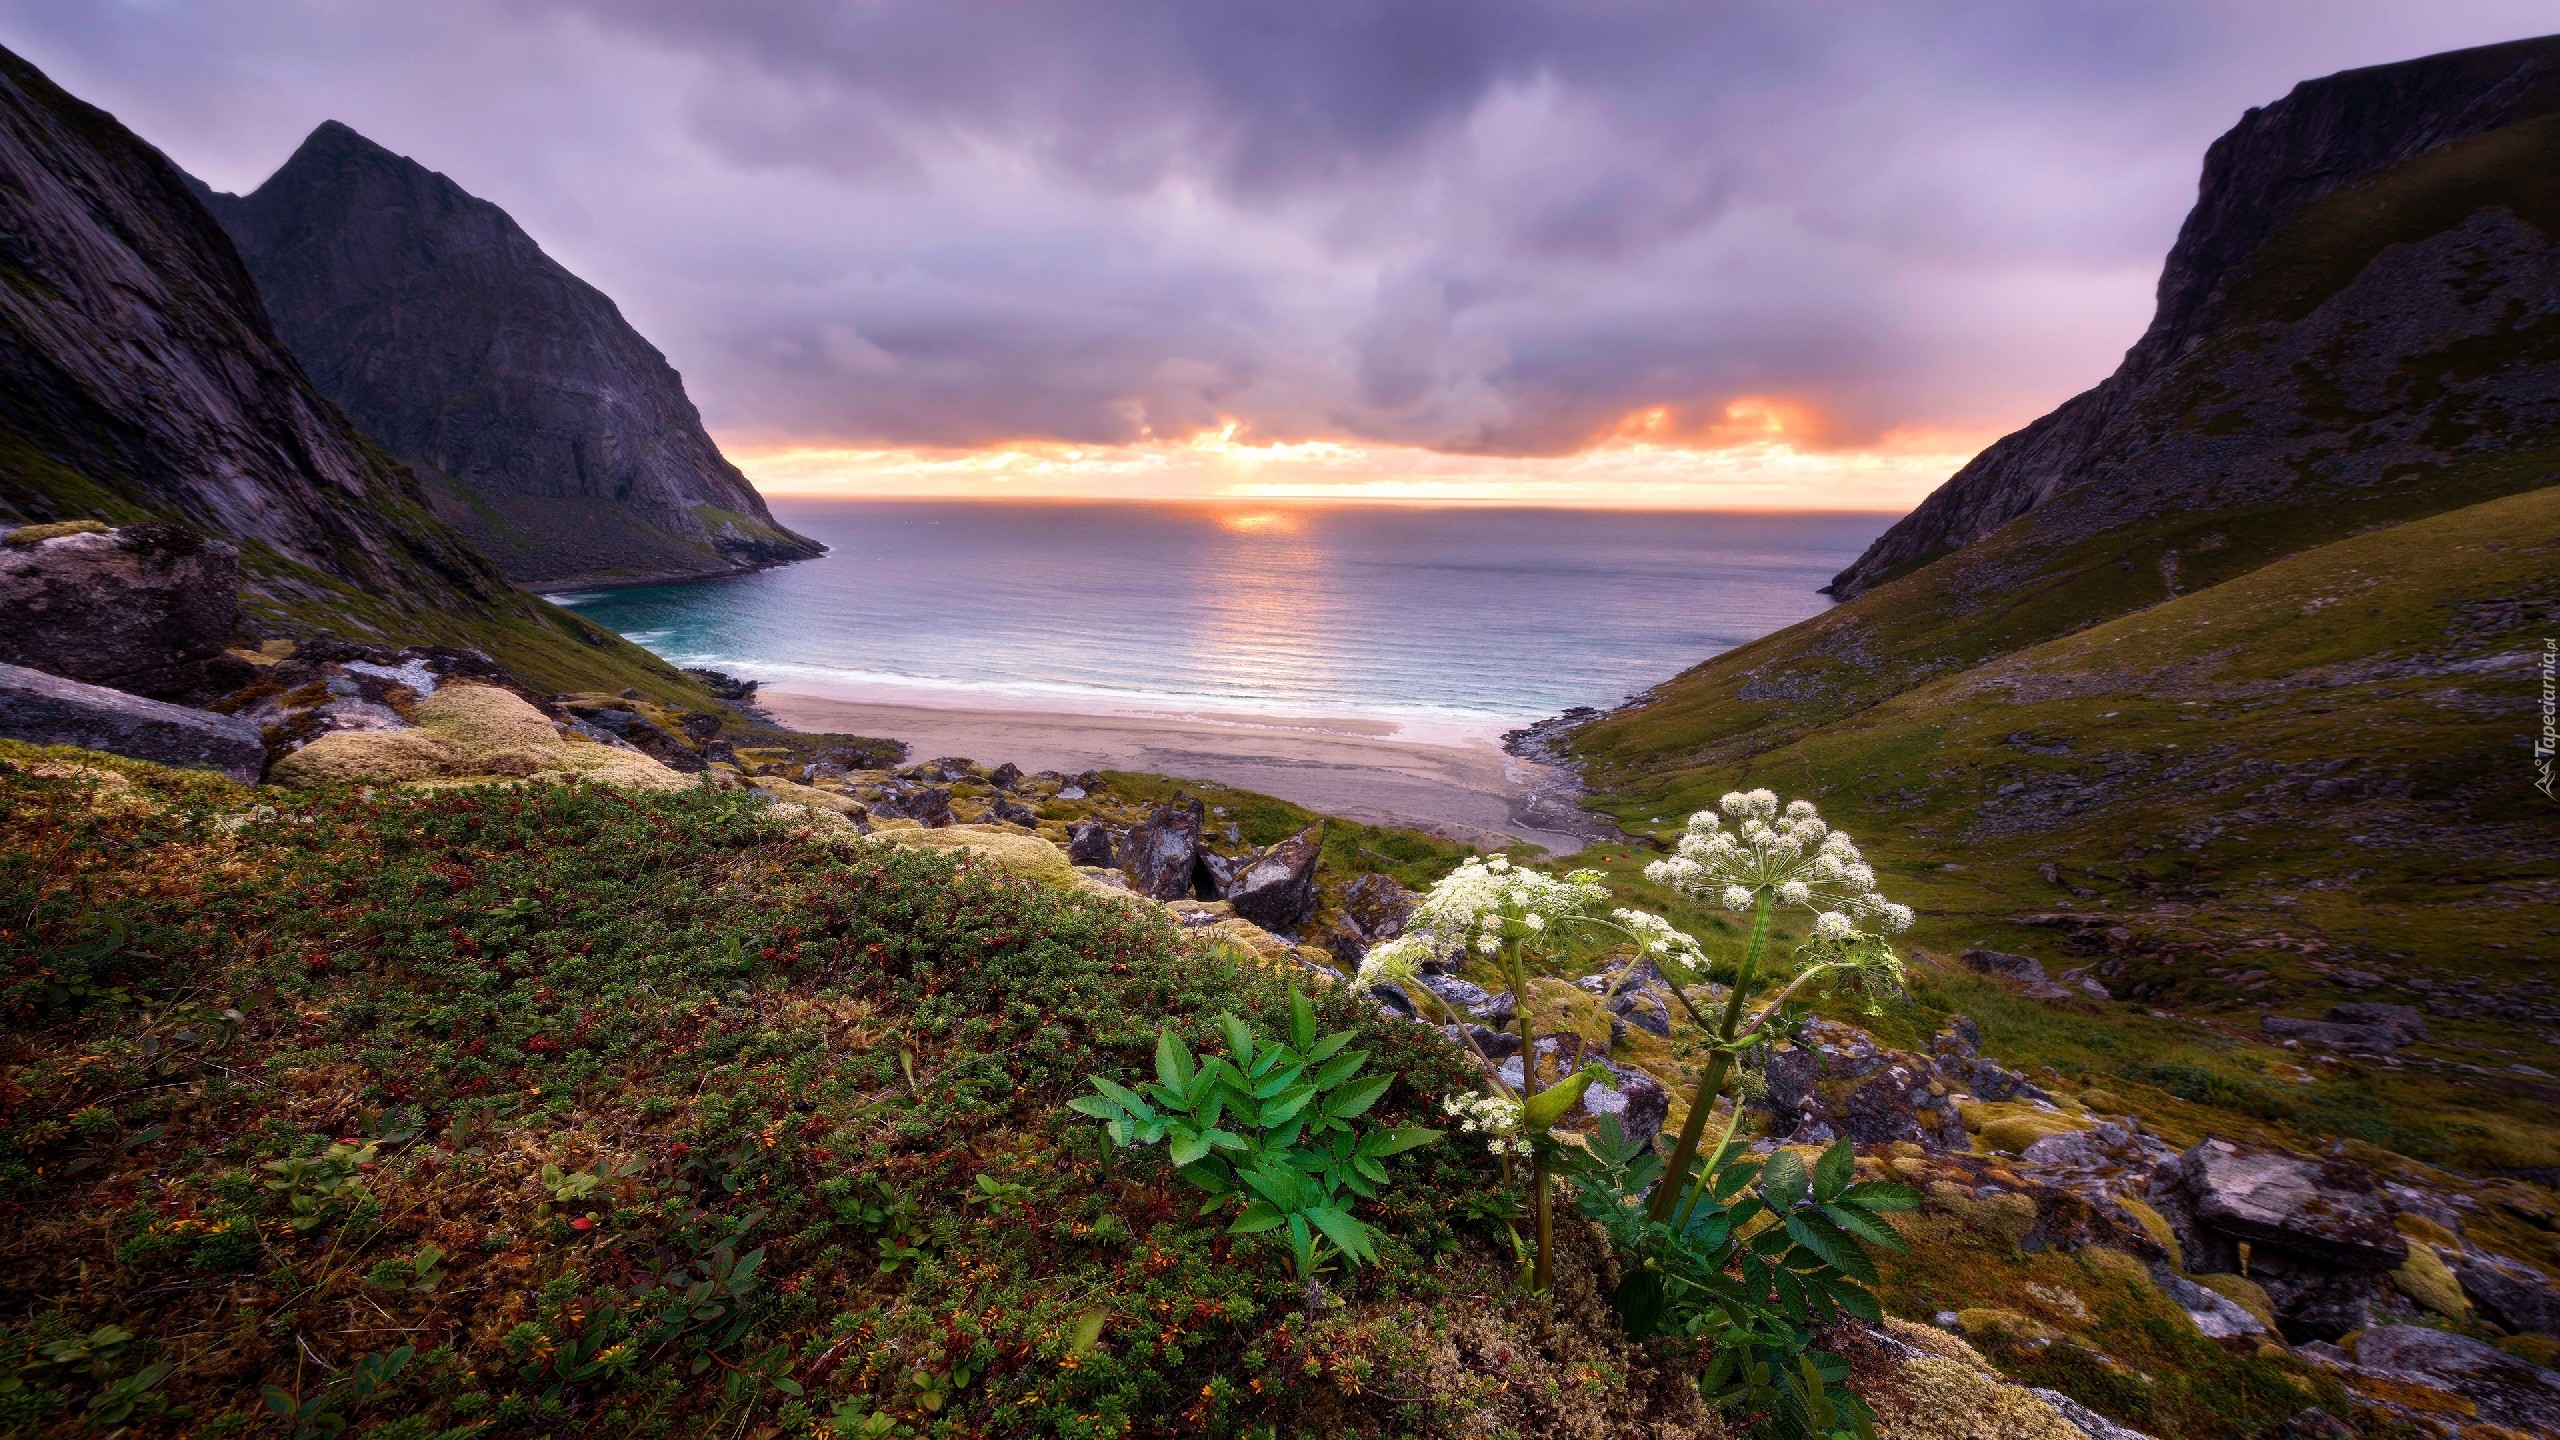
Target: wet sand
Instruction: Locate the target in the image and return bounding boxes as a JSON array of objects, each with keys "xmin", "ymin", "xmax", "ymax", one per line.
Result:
[{"xmin": 759, "ymin": 691, "xmax": 1616, "ymax": 853}]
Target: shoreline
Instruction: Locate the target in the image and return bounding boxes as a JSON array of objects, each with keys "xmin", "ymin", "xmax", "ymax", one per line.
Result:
[{"xmin": 759, "ymin": 689, "xmax": 1621, "ymax": 854}]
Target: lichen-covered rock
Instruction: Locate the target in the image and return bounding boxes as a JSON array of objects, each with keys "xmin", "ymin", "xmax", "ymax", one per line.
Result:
[
  {"xmin": 0, "ymin": 660, "xmax": 266, "ymax": 781},
  {"xmin": 1065, "ymin": 819, "xmax": 1118, "ymax": 867},
  {"xmin": 1866, "ymin": 1317, "xmax": 2142, "ymax": 1439},
  {"xmin": 1120, "ymin": 796, "xmax": 1204, "ymax": 900},
  {"xmin": 0, "ymin": 524, "xmax": 253, "ymax": 701},
  {"xmin": 866, "ymin": 824, "xmax": 1076, "ymax": 889},
  {"xmin": 2351, "ymin": 1325, "xmax": 2560, "ymax": 1434},
  {"xmin": 269, "ymin": 683, "xmax": 684, "ymax": 790},
  {"xmin": 1226, "ymin": 824, "xmax": 1322, "ymax": 931},
  {"xmin": 2454, "ymin": 1250, "xmax": 2560, "ymax": 1335},
  {"xmin": 2169, "ymin": 1139, "xmax": 2407, "ymax": 1271}
]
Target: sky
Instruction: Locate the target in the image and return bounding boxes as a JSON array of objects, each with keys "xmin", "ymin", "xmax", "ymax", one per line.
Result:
[{"xmin": 4, "ymin": 2, "xmax": 2552, "ymax": 508}]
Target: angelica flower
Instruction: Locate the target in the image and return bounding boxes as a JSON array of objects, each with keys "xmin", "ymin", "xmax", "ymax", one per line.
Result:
[{"xmin": 1646, "ymin": 790, "xmax": 1916, "ymax": 939}]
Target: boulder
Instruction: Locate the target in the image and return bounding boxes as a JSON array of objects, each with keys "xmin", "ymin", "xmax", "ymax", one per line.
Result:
[
  {"xmin": 2325, "ymin": 1001, "xmax": 2427, "ymax": 1043},
  {"xmin": 2260, "ymin": 1015, "xmax": 2402, "ymax": 1054},
  {"xmin": 2353, "ymin": 1325, "xmax": 2560, "ymax": 1434},
  {"xmin": 2157, "ymin": 1271, "xmax": 2270, "ymax": 1338},
  {"xmin": 2454, "ymin": 1250, "xmax": 2560, "ymax": 1335},
  {"xmin": 575, "ymin": 706, "xmax": 707, "ymax": 773},
  {"xmin": 1962, "ymin": 947, "xmax": 2078, "ymax": 1001},
  {"xmin": 985, "ymin": 795, "xmax": 1040, "ymax": 828},
  {"xmin": 1194, "ymin": 849, "xmax": 1242, "ymax": 900},
  {"xmin": 267, "ymin": 683, "xmax": 684, "ymax": 791},
  {"xmin": 874, "ymin": 784, "xmax": 953, "ymax": 827},
  {"xmin": 1065, "ymin": 820, "xmax": 1118, "ymax": 867},
  {"xmin": 1120, "ymin": 797, "xmax": 1204, "ymax": 900},
  {"xmin": 1227, "ymin": 825, "xmax": 1323, "ymax": 931},
  {"xmin": 2171, "ymin": 1139, "xmax": 2407, "ymax": 1271},
  {"xmin": 0, "ymin": 661, "xmax": 265, "ymax": 781},
  {"xmin": 1341, "ymin": 872, "xmax": 1416, "ymax": 941},
  {"xmin": 0, "ymin": 524, "xmax": 252, "ymax": 700}
]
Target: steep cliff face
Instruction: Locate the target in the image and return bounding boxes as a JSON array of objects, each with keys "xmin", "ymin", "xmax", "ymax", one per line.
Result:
[
  {"xmin": 0, "ymin": 45, "xmax": 712, "ymax": 703},
  {"xmin": 1832, "ymin": 34, "xmax": 2560, "ymax": 598},
  {"xmin": 199, "ymin": 121, "xmax": 822, "ymax": 588},
  {"xmin": 0, "ymin": 47, "xmax": 499, "ymax": 604}
]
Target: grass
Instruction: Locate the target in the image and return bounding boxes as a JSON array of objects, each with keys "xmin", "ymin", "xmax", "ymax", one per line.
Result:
[{"xmin": 1571, "ymin": 485, "xmax": 2560, "ymax": 1174}]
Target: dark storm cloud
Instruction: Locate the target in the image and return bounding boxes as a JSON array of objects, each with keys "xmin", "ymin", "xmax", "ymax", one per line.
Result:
[{"xmin": 2, "ymin": 1, "xmax": 2552, "ymax": 458}]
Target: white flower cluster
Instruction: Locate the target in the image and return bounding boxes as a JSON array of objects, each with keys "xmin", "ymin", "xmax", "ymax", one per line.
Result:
[
  {"xmin": 1644, "ymin": 789, "xmax": 1914, "ymax": 938},
  {"xmin": 1607, "ymin": 907, "xmax": 1707, "ymax": 974},
  {"xmin": 1442, "ymin": 1089, "xmax": 1530, "ymax": 1156},
  {"xmin": 1407, "ymin": 853, "xmax": 1612, "ymax": 958}
]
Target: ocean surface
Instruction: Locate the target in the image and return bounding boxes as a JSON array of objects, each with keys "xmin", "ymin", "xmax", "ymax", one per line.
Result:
[{"xmin": 552, "ymin": 501, "xmax": 1891, "ymax": 739}]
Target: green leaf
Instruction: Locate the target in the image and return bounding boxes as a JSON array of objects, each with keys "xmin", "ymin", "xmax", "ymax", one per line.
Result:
[
  {"xmin": 1066, "ymin": 1096, "xmax": 1125, "ymax": 1122},
  {"xmin": 1760, "ymin": 1147, "xmax": 1809, "ymax": 1209},
  {"xmin": 1168, "ymin": 1129, "xmax": 1211, "ymax": 1167},
  {"xmin": 1309, "ymin": 1029, "xmax": 1355, "ymax": 1063},
  {"xmin": 1308, "ymin": 1049, "xmax": 1370, "ymax": 1091},
  {"xmin": 1202, "ymin": 1128, "xmax": 1249, "ymax": 1153},
  {"xmin": 1070, "ymin": 1310, "xmax": 1108, "ymax": 1355},
  {"xmin": 1217, "ymin": 1013, "xmax": 1254, "ymax": 1067},
  {"xmin": 1822, "ymin": 1201, "xmax": 1905, "ymax": 1251},
  {"xmin": 1304, "ymin": 1206, "xmax": 1377, "ymax": 1267},
  {"xmin": 1088, "ymin": 1076, "xmax": 1154, "ymax": 1123},
  {"xmin": 1262, "ymin": 1085, "xmax": 1318, "ymax": 1125},
  {"xmin": 1253, "ymin": 1065, "xmax": 1306, "ymax": 1100},
  {"xmin": 1357, "ymin": 1125, "xmax": 1442, "ymax": 1158},
  {"xmin": 1326, "ymin": 1073, "xmax": 1396, "ymax": 1121},
  {"xmin": 1290, "ymin": 986, "xmax": 1316, "ymax": 1053},
  {"xmin": 1785, "ymin": 1213, "xmax": 1877, "ymax": 1284},
  {"xmin": 1228, "ymin": 1200, "xmax": 1285, "ymax": 1234},
  {"xmin": 1813, "ymin": 1138, "xmax": 1854, "ymax": 1202},
  {"xmin": 1156, "ymin": 1028, "xmax": 1195, "ymax": 1091},
  {"xmin": 1841, "ymin": 1180, "xmax": 1921, "ymax": 1211}
]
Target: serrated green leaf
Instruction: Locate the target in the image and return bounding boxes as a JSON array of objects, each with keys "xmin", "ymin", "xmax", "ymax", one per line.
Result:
[
  {"xmin": 1168, "ymin": 1129, "xmax": 1210, "ymax": 1167},
  {"xmin": 1290, "ymin": 986, "xmax": 1316, "ymax": 1052},
  {"xmin": 1309, "ymin": 1029, "xmax": 1355, "ymax": 1062},
  {"xmin": 1326, "ymin": 1073, "xmax": 1395, "ymax": 1120},
  {"xmin": 1842, "ymin": 1180, "xmax": 1921, "ymax": 1211},
  {"xmin": 1228, "ymin": 1200, "xmax": 1284, "ymax": 1234},
  {"xmin": 1761, "ymin": 1148, "xmax": 1809, "ymax": 1209},
  {"xmin": 1254, "ymin": 1065, "xmax": 1306, "ymax": 1100},
  {"xmin": 1308, "ymin": 1049, "xmax": 1370, "ymax": 1091},
  {"xmin": 1304, "ymin": 1206, "xmax": 1376, "ymax": 1267},
  {"xmin": 1262, "ymin": 1085, "xmax": 1318, "ymax": 1125},
  {"xmin": 1156, "ymin": 1027, "xmax": 1195, "ymax": 1090},
  {"xmin": 1813, "ymin": 1138, "xmax": 1854, "ymax": 1201},
  {"xmin": 1066, "ymin": 1096, "xmax": 1124, "ymax": 1122},
  {"xmin": 1822, "ymin": 1201, "xmax": 1905, "ymax": 1250},
  {"xmin": 1217, "ymin": 1012, "xmax": 1254, "ymax": 1066},
  {"xmin": 1088, "ymin": 1076, "xmax": 1153, "ymax": 1121},
  {"xmin": 1357, "ymin": 1125, "xmax": 1441, "ymax": 1158}
]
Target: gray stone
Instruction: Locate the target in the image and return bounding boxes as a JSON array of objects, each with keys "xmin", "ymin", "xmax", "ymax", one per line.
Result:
[
  {"xmin": 2030, "ymin": 1386, "xmax": 2156, "ymax": 1440},
  {"xmin": 0, "ymin": 525, "xmax": 250, "ymax": 700},
  {"xmin": 986, "ymin": 795, "xmax": 1039, "ymax": 828},
  {"xmin": 2325, "ymin": 1001, "xmax": 2427, "ymax": 1042},
  {"xmin": 2158, "ymin": 1271, "xmax": 2270, "ymax": 1338},
  {"xmin": 1227, "ymin": 825, "xmax": 1324, "ymax": 931},
  {"xmin": 2454, "ymin": 1250, "xmax": 2560, "ymax": 1335},
  {"xmin": 2354, "ymin": 1324, "xmax": 2560, "ymax": 1433},
  {"xmin": 2173, "ymin": 1139, "xmax": 2407, "ymax": 1271},
  {"xmin": 2261, "ymin": 1015, "xmax": 2401, "ymax": 1054},
  {"xmin": 1340, "ymin": 872, "xmax": 1416, "ymax": 942},
  {"xmin": 0, "ymin": 661, "xmax": 265, "ymax": 781},
  {"xmin": 1066, "ymin": 820, "xmax": 1117, "ymax": 867},
  {"xmin": 1120, "ymin": 798, "xmax": 1203, "ymax": 901}
]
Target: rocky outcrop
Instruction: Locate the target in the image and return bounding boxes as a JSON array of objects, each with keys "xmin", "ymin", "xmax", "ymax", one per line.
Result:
[
  {"xmin": 266, "ymin": 683, "xmax": 682, "ymax": 791},
  {"xmin": 2346, "ymin": 1325, "xmax": 2560, "ymax": 1434},
  {"xmin": 197, "ymin": 121, "xmax": 821, "ymax": 588},
  {"xmin": 1226, "ymin": 825, "xmax": 1323, "ymax": 931},
  {"xmin": 0, "ymin": 46, "xmax": 514, "ymax": 619},
  {"xmin": 1121, "ymin": 798, "xmax": 1205, "ymax": 901},
  {"xmin": 2144, "ymin": 1139, "xmax": 2408, "ymax": 1340},
  {"xmin": 0, "ymin": 661, "xmax": 266, "ymax": 781},
  {"xmin": 0, "ymin": 523, "xmax": 251, "ymax": 701},
  {"xmin": 1833, "ymin": 36, "xmax": 2560, "ymax": 598}
]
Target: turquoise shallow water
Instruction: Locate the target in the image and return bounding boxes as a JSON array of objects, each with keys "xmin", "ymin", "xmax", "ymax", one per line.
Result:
[{"xmin": 551, "ymin": 500, "xmax": 1890, "ymax": 733}]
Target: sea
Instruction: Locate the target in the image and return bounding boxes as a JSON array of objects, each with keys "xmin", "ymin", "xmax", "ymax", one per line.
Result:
[{"xmin": 550, "ymin": 500, "xmax": 1892, "ymax": 741}]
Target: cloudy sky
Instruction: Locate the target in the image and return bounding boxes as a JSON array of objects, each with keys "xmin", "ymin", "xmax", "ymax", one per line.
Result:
[{"xmin": 5, "ymin": 2, "xmax": 2551, "ymax": 506}]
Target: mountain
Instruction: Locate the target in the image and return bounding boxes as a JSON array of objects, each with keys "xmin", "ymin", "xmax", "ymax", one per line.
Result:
[
  {"xmin": 1570, "ymin": 40, "xmax": 2559, "ymax": 1176},
  {"xmin": 1831, "ymin": 34, "xmax": 2560, "ymax": 600},
  {"xmin": 196, "ymin": 121, "xmax": 823, "ymax": 588},
  {"xmin": 0, "ymin": 44, "xmax": 709, "ymax": 702}
]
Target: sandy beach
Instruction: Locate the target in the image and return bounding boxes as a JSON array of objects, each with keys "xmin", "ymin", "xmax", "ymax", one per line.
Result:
[{"xmin": 759, "ymin": 691, "xmax": 1617, "ymax": 853}]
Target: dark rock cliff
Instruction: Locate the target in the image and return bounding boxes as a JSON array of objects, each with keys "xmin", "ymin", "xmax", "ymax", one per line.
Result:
[
  {"xmin": 198, "ymin": 122, "xmax": 823, "ymax": 588},
  {"xmin": 0, "ymin": 45, "xmax": 507, "ymax": 609},
  {"xmin": 1832, "ymin": 34, "xmax": 2560, "ymax": 598}
]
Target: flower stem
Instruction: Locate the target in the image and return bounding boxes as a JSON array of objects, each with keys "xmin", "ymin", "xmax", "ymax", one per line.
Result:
[
  {"xmin": 1510, "ymin": 938, "xmax": 1553, "ymax": 1293},
  {"xmin": 1644, "ymin": 890, "xmax": 1770, "ymax": 1224}
]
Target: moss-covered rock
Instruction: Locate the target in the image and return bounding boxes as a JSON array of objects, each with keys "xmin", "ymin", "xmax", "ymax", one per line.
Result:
[{"xmin": 268, "ymin": 683, "xmax": 684, "ymax": 790}]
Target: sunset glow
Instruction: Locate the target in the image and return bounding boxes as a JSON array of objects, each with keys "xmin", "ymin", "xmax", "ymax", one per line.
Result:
[{"xmin": 726, "ymin": 421, "xmax": 1992, "ymax": 510}]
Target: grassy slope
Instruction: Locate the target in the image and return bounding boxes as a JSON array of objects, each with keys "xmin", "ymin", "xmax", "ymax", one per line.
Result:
[
  {"xmin": 1570, "ymin": 485, "xmax": 2559, "ymax": 1173},
  {"xmin": 4, "ymin": 749, "xmax": 1744, "ymax": 1440}
]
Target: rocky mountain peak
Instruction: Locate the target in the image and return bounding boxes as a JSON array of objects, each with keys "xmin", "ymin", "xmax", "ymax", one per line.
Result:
[
  {"xmin": 201, "ymin": 121, "xmax": 823, "ymax": 587},
  {"xmin": 1830, "ymin": 33, "xmax": 2560, "ymax": 599}
]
